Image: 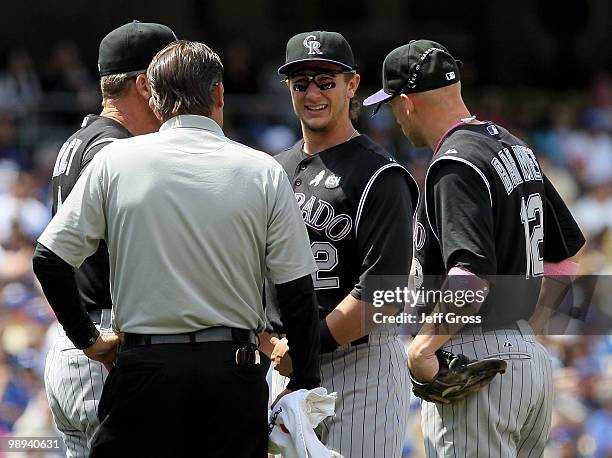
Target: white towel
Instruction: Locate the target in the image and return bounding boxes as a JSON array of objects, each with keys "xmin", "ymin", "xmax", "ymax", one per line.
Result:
[{"xmin": 268, "ymin": 387, "xmax": 337, "ymax": 458}]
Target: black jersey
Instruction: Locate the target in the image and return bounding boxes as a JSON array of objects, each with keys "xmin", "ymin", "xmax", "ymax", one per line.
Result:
[
  {"xmin": 267, "ymin": 134, "xmax": 418, "ymax": 328},
  {"xmin": 413, "ymin": 122, "xmax": 584, "ymax": 328},
  {"xmin": 50, "ymin": 115, "xmax": 131, "ymax": 312}
]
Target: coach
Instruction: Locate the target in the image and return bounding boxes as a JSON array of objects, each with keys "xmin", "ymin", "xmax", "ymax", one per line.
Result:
[{"xmin": 33, "ymin": 40, "xmax": 320, "ymax": 457}]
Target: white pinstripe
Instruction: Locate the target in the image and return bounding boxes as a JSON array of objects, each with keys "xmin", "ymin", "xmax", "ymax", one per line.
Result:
[
  {"xmin": 268, "ymin": 333, "xmax": 410, "ymax": 457},
  {"xmin": 420, "ymin": 321, "xmax": 553, "ymax": 458},
  {"xmin": 44, "ymin": 321, "xmax": 110, "ymax": 457}
]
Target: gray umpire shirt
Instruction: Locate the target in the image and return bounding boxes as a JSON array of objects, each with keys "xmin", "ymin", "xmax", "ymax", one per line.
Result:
[{"xmin": 38, "ymin": 114, "xmax": 317, "ymax": 335}]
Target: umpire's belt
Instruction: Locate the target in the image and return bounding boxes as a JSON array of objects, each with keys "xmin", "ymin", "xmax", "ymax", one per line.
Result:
[{"xmin": 121, "ymin": 327, "xmax": 257, "ymax": 352}]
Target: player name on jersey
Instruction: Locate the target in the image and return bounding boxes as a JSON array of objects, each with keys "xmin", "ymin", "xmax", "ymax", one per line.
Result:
[
  {"xmin": 295, "ymin": 193, "xmax": 353, "ymax": 242},
  {"xmin": 490, "ymin": 145, "xmax": 542, "ymax": 195}
]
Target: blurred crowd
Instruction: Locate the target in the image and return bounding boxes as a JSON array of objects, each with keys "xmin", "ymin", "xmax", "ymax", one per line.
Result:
[{"xmin": 0, "ymin": 42, "xmax": 611, "ymax": 458}]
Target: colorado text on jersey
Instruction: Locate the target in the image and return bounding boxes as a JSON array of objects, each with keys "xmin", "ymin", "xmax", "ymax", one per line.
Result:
[{"xmin": 295, "ymin": 193, "xmax": 353, "ymax": 242}]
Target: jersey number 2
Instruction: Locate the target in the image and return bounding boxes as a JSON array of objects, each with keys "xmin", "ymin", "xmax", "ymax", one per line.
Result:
[
  {"xmin": 520, "ymin": 193, "xmax": 544, "ymax": 279},
  {"xmin": 311, "ymin": 241, "xmax": 339, "ymax": 289}
]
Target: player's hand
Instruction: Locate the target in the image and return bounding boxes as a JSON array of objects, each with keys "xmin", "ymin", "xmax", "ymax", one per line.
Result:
[
  {"xmin": 275, "ymin": 353, "xmax": 293, "ymax": 377},
  {"xmin": 271, "ymin": 336, "xmax": 289, "ymax": 359},
  {"xmin": 271, "ymin": 337, "xmax": 293, "ymax": 377},
  {"xmin": 408, "ymin": 346, "xmax": 439, "ymax": 383},
  {"xmin": 257, "ymin": 331, "xmax": 276, "ymax": 358},
  {"xmin": 84, "ymin": 333, "xmax": 122, "ymax": 371},
  {"xmin": 271, "ymin": 388, "xmax": 293, "ymax": 409}
]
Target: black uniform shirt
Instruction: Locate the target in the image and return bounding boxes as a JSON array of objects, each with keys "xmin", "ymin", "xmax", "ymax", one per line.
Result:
[
  {"xmin": 413, "ymin": 122, "xmax": 584, "ymax": 328},
  {"xmin": 50, "ymin": 115, "xmax": 131, "ymax": 311},
  {"xmin": 266, "ymin": 134, "xmax": 419, "ymax": 330}
]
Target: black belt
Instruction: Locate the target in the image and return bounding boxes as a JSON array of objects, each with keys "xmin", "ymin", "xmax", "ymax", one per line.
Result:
[
  {"xmin": 121, "ymin": 327, "xmax": 257, "ymax": 352},
  {"xmin": 350, "ymin": 335, "xmax": 369, "ymax": 347}
]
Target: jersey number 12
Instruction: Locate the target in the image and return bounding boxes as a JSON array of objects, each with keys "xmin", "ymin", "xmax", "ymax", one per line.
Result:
[{"xmin": 520, "ymin": 193, "xmax": 544, "ymax": 279}]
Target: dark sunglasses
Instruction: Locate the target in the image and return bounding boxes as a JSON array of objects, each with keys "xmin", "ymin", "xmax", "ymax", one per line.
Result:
[{"xmin": 285, "ymin": 70, "xmax": 356, "ymax": 92}]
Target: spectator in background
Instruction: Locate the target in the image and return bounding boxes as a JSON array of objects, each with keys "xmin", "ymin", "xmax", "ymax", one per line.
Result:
[
  {"xmin": 579, "ymin": 112, "xmax": 612, "ymax": 188},
  {"xmin": 0, "ymin": 113, "xmax": 27, "ymax": 185},
  {"xmin": 547, "ymin": 394, "xmax": 586, "ymax": 458},
  {"xmin": 571, "ymin": 183, "xmax": 612, "ymax": 238},
  {"xmin": 41, "ymin": 42, "xmax": 99, "ymax": 125},
  {"xmin": 0, "ymin": 356, "xmax": 29, "ymax": 434},
  {"xmin": 583, "ymin": 73, "xmax": 612, "ymax": 135},
  {"xmin": 257, "ymin": 123, "xmax": 297, "ymax": 154},
  {"xmin": 223, "ymin": 41, "xmax": 256, "ymax": 94},
  {"xmin": 531, "ymin": 103, "xmax": 578, "ymax": 167},
  {"xmin": 585, "ymin": 381, "xmax": 612, "ymax": 457},
  {"xmin": 0, "ymin": 172, "xmax": 49, "ymax": 249},
  {"xmin": 473, "ymin": 87, "xmax": 514, "ymax": 130},
  {"xmin": 0, "ymin": 48, "xmax": 42, "ymax": 118},
  {"xmin": 538, "ymin": 156, "xmax": 580, "ymax": 203}
]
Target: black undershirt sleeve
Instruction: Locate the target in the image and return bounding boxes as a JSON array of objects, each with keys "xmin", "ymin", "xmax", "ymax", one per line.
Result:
[
  {"xmin": 430, "ymin": 161, "xmax": 497, "ymax": 276},
  {"xmin": 275, "ymin": 274, "xmax": 321, "ymax": 390},
  {"xmin": 32, "ymin": 243, "xmax": 99, "ymax": 349},
  {"xmin": 543, "ymin": 174, "xmax": 585, "ymax": 261},
  {"xmin": 351, "ymin": 168, "xmax": 414, "ymax": 306}
]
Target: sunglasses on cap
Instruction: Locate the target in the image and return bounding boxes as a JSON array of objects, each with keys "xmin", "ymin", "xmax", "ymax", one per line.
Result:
[
  {"xmin": 285, "ymin": 70, "xmax": 356, "ymax": 92},
  {"xmin": 370, "ymin": 87, "xmax": 410, "ymax": 115},
  {"xmin": 370, "ymin": 46, "xmax": 459, "ymax": 116}
]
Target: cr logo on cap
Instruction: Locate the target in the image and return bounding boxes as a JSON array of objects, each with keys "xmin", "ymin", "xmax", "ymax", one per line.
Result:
[{"xmin": 303, "ymin": 35, "xmax": 323, "ymax": 55}]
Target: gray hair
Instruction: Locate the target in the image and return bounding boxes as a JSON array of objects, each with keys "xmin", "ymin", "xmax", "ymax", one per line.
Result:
[
  {"xmin": 100, "ymin": 70, "xmax": 144, "ymax": 105},
  {"xmin": 146, "ymin": 40, "xmax": 223, "ymax": 121}
]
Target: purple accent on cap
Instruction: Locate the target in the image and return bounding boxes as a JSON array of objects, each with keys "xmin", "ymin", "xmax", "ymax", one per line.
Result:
[
  {"xmin": 278, "ymin": 58, "xmax": 353, "ymax": 75},
  {"xmin": 363, "ymin": 89, "xmax": 393, "ymax": 106}
]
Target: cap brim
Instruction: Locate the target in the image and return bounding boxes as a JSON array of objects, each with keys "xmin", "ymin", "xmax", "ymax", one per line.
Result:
[
  {"xmin": 362, "ymin": 89, "xmax": 393, "ymax": 107},
  {"xmin": 278, "ymin": 58, "xmax": 354, "ymax": 75}
]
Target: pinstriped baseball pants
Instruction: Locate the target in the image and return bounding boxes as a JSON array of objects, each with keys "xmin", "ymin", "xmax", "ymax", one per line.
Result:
[
  {"xmin": 420, "ymin": 320, "xmax": 553, "ymax": 458},
  {"xmin": 44, "ymin": 319, "xmax": 110, "ymax": 458},
  {"xmin": 269, "ymin": 332, "xmax": 411, "ymax": 458}
]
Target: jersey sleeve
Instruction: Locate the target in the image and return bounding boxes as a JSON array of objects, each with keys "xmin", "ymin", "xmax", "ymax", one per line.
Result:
[
  {"xmin": 429, "ymin": 160, "xmax": 497, "ymax": 275},
  {"xmin": 80, "ymin": 133, "xmax": 124, "ymax": 174},
  {"xmin": 80, "ymin": 141, "xmax": 112, "ymax": 173},
  {"xmin": 265, "ymin": 166, "xmax": 317, "ymax": 284},
  {"xmin": 543, "ymin": 174, "xmax": 585, "ymax": 261},
  {"xmin": 351, "ymin": 167, "xmax": 415, "ymax": 303},
  {"xmin": 38, "ymin": 153, "xmax": 107, "ymax": 267}
]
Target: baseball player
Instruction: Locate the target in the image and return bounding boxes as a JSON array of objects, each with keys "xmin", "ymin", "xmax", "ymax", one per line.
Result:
[
  {"xmin": 43, "ymin": 21, "xmax": 176, "ymax": 457},
  {"xmin": 364, "ymin": 39, "xmax": 585, "ymax": 457},
  {"xmin": 265, "ymin": 31, "xmax": 419, "ymax": 457}
]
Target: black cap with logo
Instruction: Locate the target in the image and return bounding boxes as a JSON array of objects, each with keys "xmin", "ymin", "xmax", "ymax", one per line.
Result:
[
  {"xmin": 363, "ymin": 39, "xmax": 462, "ymax": 110},
  {"xmin": 278, "ymin": 31, "xmax": 356, "ymax": 75},
  {"xmin": 98, "ymin": 20, "xmax": 178, "ymax": 76}
]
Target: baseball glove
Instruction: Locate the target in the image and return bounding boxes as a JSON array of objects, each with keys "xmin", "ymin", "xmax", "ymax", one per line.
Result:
[{"xmin": 410, "ymin": 349, "xmax": 507, "ymax": 404}]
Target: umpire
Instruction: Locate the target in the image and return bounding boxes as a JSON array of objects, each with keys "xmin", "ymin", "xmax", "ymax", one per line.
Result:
[{"xmin": 33, "ymin": 40, "xmax": 321, "ymax": 457}]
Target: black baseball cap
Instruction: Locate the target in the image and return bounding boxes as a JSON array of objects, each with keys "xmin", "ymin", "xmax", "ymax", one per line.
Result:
[
  {"xmin": 278, "ymin": 31, "xmax": 356, "ymax": 75},
  {"xmin": 98, "ymin": 20, "xmax": 177, "ymax": 76},
  {"xmin": 363, "ymin": 39, "xmax": 462, "ymax": 109}
]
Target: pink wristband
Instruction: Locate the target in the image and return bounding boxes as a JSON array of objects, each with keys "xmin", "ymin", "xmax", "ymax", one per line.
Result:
[
  {"xmin": 544, "ymin": 260, "xmax": 579, "ymax": 283},
  {"xmin": 447, "ymin": 266, "xmax": 489, "ymax": 309}
]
